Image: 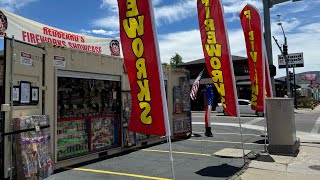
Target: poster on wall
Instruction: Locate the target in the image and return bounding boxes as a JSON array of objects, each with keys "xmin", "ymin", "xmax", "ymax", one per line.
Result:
[
  {"xmin": 13, "ymin": 86, "xmax": 20, "ymax": 102},
  {"xmin": 0, "ymin": 9, "xmax": 120, "ymax": 56},
  {"xmin": 53, "ymin": 55, "xmax": 66, "ymax": 67},
  {"xmin": 31, "ymin": 87, "xmax": 39, "ymax": 104},
  {"xmin": 20, "ymin": 81, "xmax": 31, "ymax": 104},
  {"xmin": 173, "ymin": 86, "xmax": 182, "ymax": 114},
  {"xmin": 20, "ymin": 52, "xmax": 33, "ymax": 65}
]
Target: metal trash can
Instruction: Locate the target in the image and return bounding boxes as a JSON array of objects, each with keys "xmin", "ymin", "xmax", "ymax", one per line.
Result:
[{"xmin": 266, "ymin": 98, "xmax": 300, "ymax": 155}]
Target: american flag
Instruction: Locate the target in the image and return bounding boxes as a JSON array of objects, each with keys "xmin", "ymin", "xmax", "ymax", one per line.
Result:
[{"xmin": 190, "ymin": 69, "xmax": 204, "ymax": 100}]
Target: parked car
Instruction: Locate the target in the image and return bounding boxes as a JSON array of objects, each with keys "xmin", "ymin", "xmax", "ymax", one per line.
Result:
[{"xmin": 216, "ymin": 99, "xmax": 264, "ymax": 117}]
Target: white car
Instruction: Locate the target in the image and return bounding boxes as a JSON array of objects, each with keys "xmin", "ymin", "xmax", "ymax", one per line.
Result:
[{"xmin": 216, "ymin": 99, "xmax": 264, "ymax": 117}]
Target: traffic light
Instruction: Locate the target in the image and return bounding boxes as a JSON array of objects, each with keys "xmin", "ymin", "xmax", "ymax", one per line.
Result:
[
  {"xmin": 289, "ymin": 71, "xmax": 294, "ymax": 81},
  {"xmin": 283, "ymin": 44, "xmax": 288, "ymax": 56}
]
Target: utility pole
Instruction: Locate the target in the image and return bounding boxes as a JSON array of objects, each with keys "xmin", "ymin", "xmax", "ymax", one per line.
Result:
[
  {"xmin": 263, "ymin": 0, "xmax": 303, "ymax": 97},
  {"xmin": 279, "ymin": 21, "xmax": 291, "ymax": 98},
  {"xmin": 272, "ymin": 35, "xmax": 291, "ymax": 97},
  {"xmin": 263, "ymin": 0, "xmax": 276, "ymax": 95},
  {"xmin": 293, "ymin": 67, "xmax": 298, "ymax": 108}
]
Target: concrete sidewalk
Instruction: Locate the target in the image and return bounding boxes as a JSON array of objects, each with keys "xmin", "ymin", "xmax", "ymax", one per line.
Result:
[{"xmin": 238, "ymin": 143, "xmax": 320, "ymax": 180}]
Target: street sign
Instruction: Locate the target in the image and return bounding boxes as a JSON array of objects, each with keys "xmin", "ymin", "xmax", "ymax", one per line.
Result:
[{"xmin": 278, "ymin": 52, "xmax": 304, "ymax": 69}]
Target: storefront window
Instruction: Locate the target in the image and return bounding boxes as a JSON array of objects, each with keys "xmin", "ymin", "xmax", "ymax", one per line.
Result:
[{"xmin": 56, "ymin": 77, "xmax": 121, "ymax": 161}]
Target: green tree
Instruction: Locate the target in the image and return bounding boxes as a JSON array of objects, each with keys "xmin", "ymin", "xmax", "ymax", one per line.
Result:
[
  {"xmin": 162, "ymin": 62, "xmax": 170, "ymax": 67},
  {"xmin": 170, "ymin": 53, "xmax": 183, "ymax": 68}
]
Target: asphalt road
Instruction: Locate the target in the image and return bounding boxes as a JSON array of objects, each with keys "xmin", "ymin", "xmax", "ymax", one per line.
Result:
[
  {"xmin": 47, "ymin": 107, "xmax": 320, "ymax": 180},
  {"xmin": 193, "ymin": 108, "xmax": 320, "ymax": 134}
]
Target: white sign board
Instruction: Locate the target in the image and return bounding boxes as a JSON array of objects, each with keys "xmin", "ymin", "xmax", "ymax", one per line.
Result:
[
  {"xmin": 278, "ymin": 52, "xmax": 304, "ymax": 69},
  {"xmin": 53, "ymin": 56, "xmax": 66, "ymax": 68},
  {"xmin": 0, "ymin": 9, "xmax": 120, "ymax": 56},
  {"xmin": 20, "ymin": 52, "xmax": 33, "ymax": 65}
]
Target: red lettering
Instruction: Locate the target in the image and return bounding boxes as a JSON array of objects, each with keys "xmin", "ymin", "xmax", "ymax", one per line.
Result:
[
  {"xmin": 62, "ymin": 41, "xmax": 67, "ymax": 47},
  {"xmin": 81, "ymin": 37, "xmax": 85, "ymax": 43},
  {"xmin": 52, "ymin": 39, "xmax": 57, "ymax": 45},
  {"xmin": 43, "ymin": 27, "xmax": 49, "ymax": 35},
  {"xmin": 35, "ymin": 34, "xmax": 41, "ymax": 44},
  {"xmin": 22, "ymin": 31, "xmax": 28, "ymax": 42},
  {"xmin": 29, "ymin": 33, "xmax": 36, "ymax": 43}
]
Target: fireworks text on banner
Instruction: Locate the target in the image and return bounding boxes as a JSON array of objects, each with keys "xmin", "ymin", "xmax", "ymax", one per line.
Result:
[
  {"xmin": 117, "ymin": 0, "xmax": 169, "ymax": 136},
  {"xmin": 197, "ymin": 0, "xmax": 239, "ymax": 117},
  {"xmin": 240, "ymin": 5, "xmax": 265, "ymax": 112}
]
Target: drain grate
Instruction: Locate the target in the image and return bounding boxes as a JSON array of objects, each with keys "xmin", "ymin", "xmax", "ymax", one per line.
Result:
[{"xmin": 309, "ymin": 165, "xmax": 320, "ymax": 171}]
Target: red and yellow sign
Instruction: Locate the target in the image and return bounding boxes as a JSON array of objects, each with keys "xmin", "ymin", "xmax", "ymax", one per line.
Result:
[
  {"xmin": 197, "ymin": 0, "xmax": 239, "ymax": 117},
  {"xmin": 240, "ymin": 5, "xmax": 265, "ymax": 112},
  {"xmin": 117, "ymin": 0, "xmax": 168, "ymax": 136}
]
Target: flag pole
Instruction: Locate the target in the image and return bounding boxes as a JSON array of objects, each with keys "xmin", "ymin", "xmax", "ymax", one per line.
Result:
[
  {"xmin": 263, "ymin": 39, "xmax": 270, "ymax": 153},
  {"xmin": 237, "ymin": 110, "xmax": 246, "ymax": 164},
  {"xmin": 263, "ymin": 62, "xmax": 267, "ymax": 153},
  {"xmin": 167, "ymin": 136, "xmax": 175, "ymax": 180},
  {"xmin": 220, "ymin": 0, "xmax": 246, "ymax": 164},
  {"xmin": 148, "ymin": 0, "xmax": 175, "ymax": 179}
]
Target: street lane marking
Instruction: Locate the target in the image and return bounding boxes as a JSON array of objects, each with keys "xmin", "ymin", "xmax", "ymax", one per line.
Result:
[
  {"xmin": 187, "ymin": 139, "xmax": 265, "ymax": 146},
  {"xmin": 192, "ymin": 131, "xmax": 260, "ymax": 137},
  {"xmin": 192, "ymin": 122, "xmax": 265, "ymax": 131},
  {"xmin": 244, "ymin": 117, "xmax": 265, "ymax": 125},
  {"xmin": 142, "ymin": 149, "xmax": 212, "ymax": 157},
  {"xmin": 65, "ymin": 167, "xmax": 171, "ymax": 180},
  {"xmin": 311, "ymin": 115, "xmax": 320, "ymax": 133}
]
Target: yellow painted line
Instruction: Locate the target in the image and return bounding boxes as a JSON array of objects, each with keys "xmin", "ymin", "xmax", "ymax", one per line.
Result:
[
  {"xmin": 142, "ymin": 149, "xmax": 212, "ymax": 157},
  {"xmin": 192, "ymin": 131, "xmax": 260, "ymax": 137},
  {"xmin": 65, "ymin": 167, "xmax": 171, "ymax": 180},
  {"xmin": 187, "ymin": 139, "xmax": 265, "ymax": 146}
]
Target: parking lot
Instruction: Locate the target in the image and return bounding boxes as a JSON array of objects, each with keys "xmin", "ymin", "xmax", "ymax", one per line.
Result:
[{"xmin": 48, "ymin": 123, "xmax": 266, "ymax": 180}]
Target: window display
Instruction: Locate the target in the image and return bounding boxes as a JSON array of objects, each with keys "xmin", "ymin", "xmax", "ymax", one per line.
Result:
[
  {"xmin": 91, "ymin": 116, "xmax": 120, "ymax": 151},
  {"xmin": 122, "ymin": 92, "xmax": 136, "ymax": 147},
  {"xmin": 57, "ymin": 119, "xmax": 89, "ymax": 160},
  {"xmin": 57, "ymin": 76, "xmax": 121, "ymax": 160},
  {"xmin": 172, "ymin": 113, "xmax": 192, "ymax": 134},
  {"xmin": 57, "ymin": 77, "xmax": 121, "ymax": 119}
]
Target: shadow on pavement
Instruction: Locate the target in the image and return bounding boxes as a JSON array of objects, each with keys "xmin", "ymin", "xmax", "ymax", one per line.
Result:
[
  {"xmin": 195, "ymin": 163, "xmax": 241, "ymax": 178},
  {"xmin": 256, "ymin": 154, "xmax": 275, "ymax": 162},
  {"xmin": 253, "ymin": 139, "xmax": 269, "ymax": 144}
]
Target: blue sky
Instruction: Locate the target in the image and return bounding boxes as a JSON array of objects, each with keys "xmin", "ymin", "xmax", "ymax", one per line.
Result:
[{"xmin": 0, "ymin": 0, "xmax": 319, "ymax": 77}]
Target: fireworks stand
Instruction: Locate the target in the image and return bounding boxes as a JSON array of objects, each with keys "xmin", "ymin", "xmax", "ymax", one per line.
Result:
[
  {"xmin": 163, "ymin": 67, "xmax": 192, "ymax": 138},
  {"xmin": 0, "ymin": 38, "xmax": 191, "ymax": 179}
]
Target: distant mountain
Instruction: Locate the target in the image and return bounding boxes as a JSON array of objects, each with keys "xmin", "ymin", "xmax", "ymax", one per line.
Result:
[{"xmin": 276, "ymin": 71, "xmax": 320, "ymax": 84}]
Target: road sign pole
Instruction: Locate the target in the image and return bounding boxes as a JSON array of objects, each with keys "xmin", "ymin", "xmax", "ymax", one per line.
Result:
[{"xmin": 293, "ymin": 67, "xmax": 298, "ymax": 109}]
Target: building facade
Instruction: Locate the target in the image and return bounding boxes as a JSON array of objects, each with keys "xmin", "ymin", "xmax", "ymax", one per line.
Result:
[{"xmin": 180, "ymin": 56, "xmax": 285, "ymax": 111}]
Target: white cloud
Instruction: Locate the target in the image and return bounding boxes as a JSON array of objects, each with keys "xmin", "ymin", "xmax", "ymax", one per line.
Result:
[
  {"xmin": 299, "ymin": 23, "xmax": 320, "ymax": 33},
  {"xmin": 0, "ymin": 0, "xmax": 38, "ymax": 12},
  {"xmin": 92, "ymin": 15, "xmax": 119, "ymax": 30},
  {"xmin": 158, "ymin": 30, "xmax": 202, "ymax": 62},
  {"xmin": 100, "ymin": 0, "xmax": 118, "ymax": 12},
  {"xmin": 223, "ymin": 0, "xmax": 263, "ymax": 14},
  {"xmin": 157, "ymin": 28, "xmax": 248, "ymax": 63},
  {"xmin": 154, "ymin": 0, "xmax": 196, "ymax": 24},
  {"xmin": 271, "ymin": 18, "xmax": 301, "ymax": 34},
  {"xmin": 99, "ymin": 0, "xmax": 163, "ymax": 11},
  {"xmin": 95, "ymin": 0, "xmax": 196, "ymax": 29},
  {"xmin": 80, "ymin": 29, "xmax": 118, "ymax": 36}
]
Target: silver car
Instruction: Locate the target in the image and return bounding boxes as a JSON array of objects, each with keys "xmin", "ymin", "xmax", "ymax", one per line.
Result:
[{"xmin": 216, "ymin": 99, "xmax": 264, "ymax": 117}]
